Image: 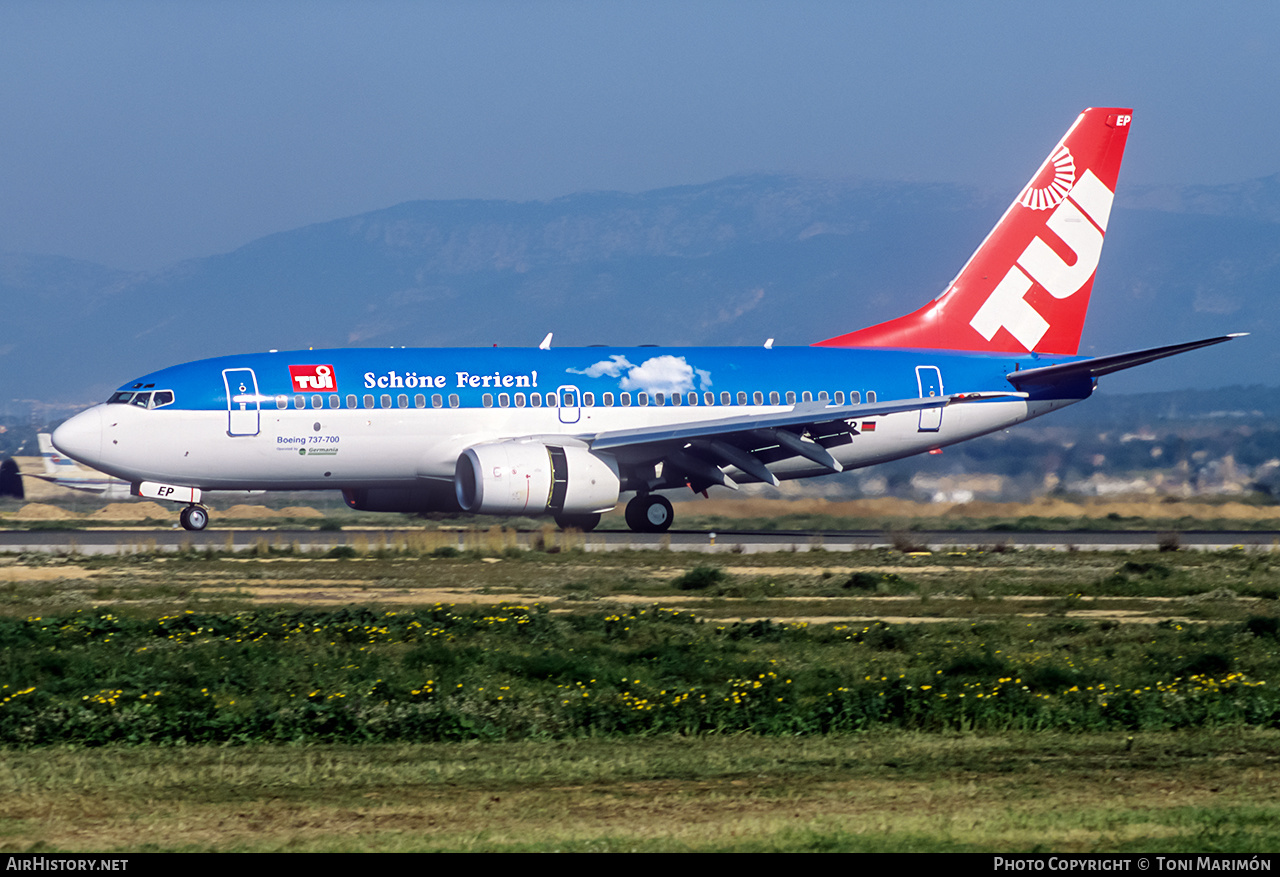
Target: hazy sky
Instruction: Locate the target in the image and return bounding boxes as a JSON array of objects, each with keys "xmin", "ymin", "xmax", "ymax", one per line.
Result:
[{"xmin": 2, "ymin": 1, "xmax": 1277, "ymax": 270}]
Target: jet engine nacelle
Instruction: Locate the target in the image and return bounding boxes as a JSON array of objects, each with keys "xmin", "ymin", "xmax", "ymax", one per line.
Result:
[{"xmin": 454, "ymin": 440, "xmax": 620, "ymax": 516}]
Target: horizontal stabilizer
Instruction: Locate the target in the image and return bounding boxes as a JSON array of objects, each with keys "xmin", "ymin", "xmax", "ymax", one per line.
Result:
[{"xmin": 1006, "ymin": 334, "xmax": 1245, "ymax": 389}]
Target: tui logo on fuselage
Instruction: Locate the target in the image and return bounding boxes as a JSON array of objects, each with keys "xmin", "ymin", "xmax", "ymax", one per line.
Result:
[{"xmin": 289, "ymin": 364, "xmax": 337, "ymax": 392}]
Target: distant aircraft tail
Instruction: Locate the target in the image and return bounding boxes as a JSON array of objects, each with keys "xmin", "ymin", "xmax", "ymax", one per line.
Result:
[
  {"xmin": 815, "ymin": 107, "xmax": 1133, "ymax": 355},
  {"xmin": 38, "ymin": 433, "xmax": 77, "ymax": 476}
]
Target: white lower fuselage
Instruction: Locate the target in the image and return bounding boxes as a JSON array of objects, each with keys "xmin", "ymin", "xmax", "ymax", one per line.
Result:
[{"xmin": 71, "ymin": 395, "xmax": 1074, "ymax": 494}]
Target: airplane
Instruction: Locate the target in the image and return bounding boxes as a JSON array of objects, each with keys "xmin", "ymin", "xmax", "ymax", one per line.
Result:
[
  {"xmin": 32, "ymin": 432, "xmax": 134, "ymax": 499},
  {"xmin": 52, "ymin": 107, "xmax": 1242, "ymax": 533}
]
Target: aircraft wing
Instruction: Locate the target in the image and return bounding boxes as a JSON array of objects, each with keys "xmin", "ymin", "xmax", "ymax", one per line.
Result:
[
  {"xmin": 588, "ymin": 391, "xmax": 1023, "ymax": 451},
  {"xmin": 578, "ymin": 390, "xmax": 1026, "ymax": 488},
  {"xmin": 1006, "ymin": 334, "xmax": 1245, "ymax": 389}
]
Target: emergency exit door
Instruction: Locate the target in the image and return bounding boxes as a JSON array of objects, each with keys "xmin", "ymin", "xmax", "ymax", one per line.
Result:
[{"xmin": 916, "ymin": 365, "xmax": 943, "ymax": 432}]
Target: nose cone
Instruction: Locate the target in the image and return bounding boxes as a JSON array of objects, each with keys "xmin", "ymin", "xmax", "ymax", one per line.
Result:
[{"xmin": 52, "ymin": 406, "xmax": 104, "ymax": 466}]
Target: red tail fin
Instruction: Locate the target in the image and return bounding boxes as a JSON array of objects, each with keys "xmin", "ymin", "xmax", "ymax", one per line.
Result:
[{"xmin": 815, "ymin": 108, "xmax": 1133, "ymax": 355}]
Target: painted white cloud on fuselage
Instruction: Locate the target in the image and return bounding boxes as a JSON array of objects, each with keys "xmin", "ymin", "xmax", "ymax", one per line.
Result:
[
  {"xmin": 568, "ymin": 355, "xmax": 711, "ymax": 395},
  {"xmin": 568, "ymin": 354, "xmax": 633, "ymax": 378}
]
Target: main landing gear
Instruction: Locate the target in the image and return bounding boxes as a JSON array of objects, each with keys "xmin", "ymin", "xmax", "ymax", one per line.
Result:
[
  {"xmin": 555, "ymin": 496, "xmax": 673, "ymax": 533},
  {"xmin": 179, "ymin": 504, "xmax": 209, "ymax": 531},
  {"xmin": 625, "ymin": 494, "xmax": 673, "ymax": 533}
]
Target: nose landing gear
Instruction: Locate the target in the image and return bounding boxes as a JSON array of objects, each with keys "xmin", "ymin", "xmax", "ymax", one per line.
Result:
[{"xmin": 179, "ymin": 504, "xmax": 209, "ymax": 531}]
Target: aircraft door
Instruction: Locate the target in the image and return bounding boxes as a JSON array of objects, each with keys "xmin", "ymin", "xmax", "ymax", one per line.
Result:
[
  {"xmin": 557, "ymin": 385, "xmax": 581, "ymax": 424},
  {"xmin": 916, "ymin": 365, "xmax": 943, "ymax": 432},
  {"xmin": 223, "ymin": 368, "xmax": 261, "ymax": 437}
]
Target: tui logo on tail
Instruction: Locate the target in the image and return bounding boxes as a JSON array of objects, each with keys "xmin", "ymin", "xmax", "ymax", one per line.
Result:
[{"xmin": 816, "ymin": 108, "xmax": 1133, "ymax": 356}]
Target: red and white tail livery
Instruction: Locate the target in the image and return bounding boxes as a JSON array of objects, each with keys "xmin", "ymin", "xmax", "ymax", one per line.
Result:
[{"xmin": 816, "ymin": 107, "xmax": 1133, "ymax": 355}]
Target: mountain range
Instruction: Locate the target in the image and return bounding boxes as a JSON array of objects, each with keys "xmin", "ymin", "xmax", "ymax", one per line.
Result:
[{"xmin": 3, "ymin": 172, "xmax": 1278, "ymax": 407}]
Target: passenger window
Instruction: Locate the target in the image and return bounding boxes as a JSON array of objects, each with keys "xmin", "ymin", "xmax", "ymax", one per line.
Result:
[
  {"xmin": 548, "ymin": 393, "xmax": 559, "ymax": 407},
  {"xmin": 312, "ymin": 395, "xmax": 323, "ymax": 409},
  {"xmin": 328, "ymin": 395, "xmax": 340, "ymax": 409},
  {"xmin": 638, "ymin": 393, "xmax": 649, "ymax": 407},
  {"xmin": 414, "ymin": 394, "xmax": 426, "ymax": 409},
  {"xmin": 363, "ymin": 395, "xmax": 374, "ymax": 409},
  {"xmin": 851, "ymin": 391, "xmax": 860, "ymax": 404},
  {"xmin": 346, "ymin": 395, "xmax": 357, "ymax": 408},
  {"xmin": 818, "ymin": 391, "xmax": 829, "ymax": 402},
  {"xmin": 655, "ymin": 393, "xmax": 665, "ymax": 406},
  {"xmin": 670, "ymin": 393, "xmax": 680, "ymax": 407},
  {"xmin": 688, "ymin": 392, "xmax": 698, "ymax": 406},
  {"xmin": 294, "ymin": 395, "xmax": 305, "ymax": 409},
  {"xmin": 753, "ymin": 392, "xmax": 763, "ymax": 405},
  {"xmin": 498, "ymin": 393, "xmax": 509, "ymax": 408},
  {"xmin": 621, "ymin": 393, "xmax": 631, "ymax": 407},
  {"xmin": 737, "ymin": 391, "xmax": 747, "ymax": 405},
  {"xmin": 583, "ymin": 392, "xmax": 594, "ymax": 407},
  {"xmin": 785, "ymin": 391, "xmax": 795, "ymax": 404},
  {"xmin": 381, "ymin": 394, "xmax": 392, "ymax": 408},
  {"xmin": 603, "ymin": 392, "xmax": 614, "ymax": 407},
  {"xmin": 515, "ymin": 393, "xmax": 525, "ymax": 408},
  {"xmin": 705, "ymin": 392, "xmax": 715, "ymax": 406},
  {"xmin": 531, "ymin": 393, "xmax": 542, "ymax": 407},
  {"xmin": 802, "ymin": 391, "xmax": 812, "ymax": 403},
  {"xmin": 562, "ymin": 391, "xmax": 576, "ymax": 407},
  {"xmin": 276, "ymin": 395, "xmax": 288, "ymax": 410},
  {"xmin": 433, "ymin": 394, "xmax": 444, "ymax": 408},
  {"xmin": 448, "ymin": 394, "xmax": 460, "ymax": 408},
  {"xmin": 834, "ymin": 391, "xmax": 845, "ymax": 405},
  {"xmin": 867, "ymin": 391, "xmax": 876, "ymax": 403},
  {"xmin": 483, "ymin": 394, "xmax": 493, "ymax": 408},
  {"xmin": 721, "ymin": 392, "xmax": 730, "ymax": 405}
]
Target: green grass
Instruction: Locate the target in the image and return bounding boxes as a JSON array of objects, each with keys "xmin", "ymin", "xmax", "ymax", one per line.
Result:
[
  {"xmin": 2, "ymin": 732, "xmax": 1279, "ymax": 851},
  {"xmin": 3, "ymin": 545, "xmax": 1280, "ymax": 851},
  {"xmin": 0, "ymin": 593, "xmax": 1277, "ymax": 745}
]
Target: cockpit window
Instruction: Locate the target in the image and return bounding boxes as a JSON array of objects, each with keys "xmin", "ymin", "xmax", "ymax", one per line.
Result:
[{"xmin": 108, "ymin": 389, "xmax": 174, "ymax": 408}]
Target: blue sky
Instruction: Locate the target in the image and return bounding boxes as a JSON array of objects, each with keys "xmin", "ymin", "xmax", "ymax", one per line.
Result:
[{"xmin": 2, "ymin": 1, "xmax": 1277, "ymax": 270}]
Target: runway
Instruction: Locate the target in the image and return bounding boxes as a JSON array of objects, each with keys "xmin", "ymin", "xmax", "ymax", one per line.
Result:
[{"xmin": 2, "ymin": 527, "xmax": 1278, "ymax": 555}]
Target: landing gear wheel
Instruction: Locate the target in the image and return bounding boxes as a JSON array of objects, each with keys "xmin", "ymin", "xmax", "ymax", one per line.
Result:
[
  {"xmin": 180, "ymin": 505, "xmax": 209, "ymax": 531},
  {"xmin": 625, "ymin": 494, "xmax": 673, "ymax": 533},
  {"xmin": 554, "ymin": 513, "xmax": 601, "ymax": 532}
]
